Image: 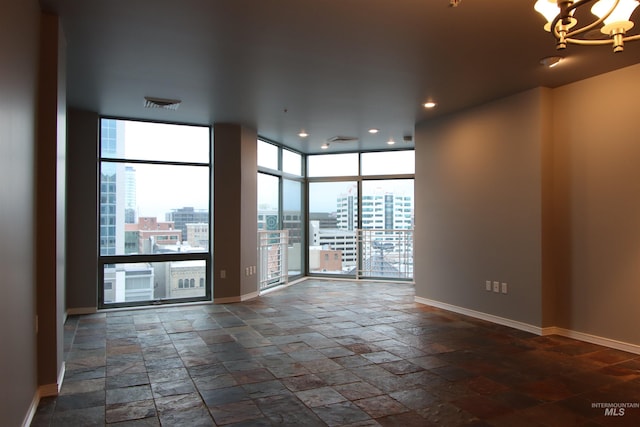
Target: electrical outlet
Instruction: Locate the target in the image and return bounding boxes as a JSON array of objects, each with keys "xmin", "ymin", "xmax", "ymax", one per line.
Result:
[
  {"xmin": 220, "ymin": 270, "xmax": 226, "ymax": 279},
  {"xmin": 501, "ymin": 282, "xmax": 508, "ymax": 294},
  {"xmin": 485, "ymin": 280, "xmax": 492, "ymax": 291},
  {"xmin": 493, "ymin": 281, "xmax": 500, "ymax": 293}
]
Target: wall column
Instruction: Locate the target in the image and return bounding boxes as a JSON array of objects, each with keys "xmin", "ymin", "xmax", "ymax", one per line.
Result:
[
  {"xmin": 213, "ymin": 124, "xmax": 259, "ymax": 301},
  {"xmin": 36, "ymin": 13, "xmax": 66, "ymax": 396}
]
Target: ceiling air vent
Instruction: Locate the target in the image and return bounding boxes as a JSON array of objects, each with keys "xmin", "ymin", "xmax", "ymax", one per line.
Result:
[
  {"xmin": 327, "ymin": 136, "xmax": 359, "ymax": 143},
  {"xmin": 143, "ymin": 96, "xmax": 181, "ymax": 111}
]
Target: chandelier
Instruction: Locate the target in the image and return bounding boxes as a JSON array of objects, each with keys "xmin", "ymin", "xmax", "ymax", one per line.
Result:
[{"xmin": 535, "ymin": 0, "xmax": 640, "ymax": 52}]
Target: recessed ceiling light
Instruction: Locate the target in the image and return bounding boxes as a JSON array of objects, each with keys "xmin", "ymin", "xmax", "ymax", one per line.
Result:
[
  {"xmin": 321, "ymin": 143, "xmax": 330, "ymax": 150},
  {"xmin": 423, "ymin": 101, "xmax": 437, "ymax": 109},
  {"xmin": 298, "ymin": 131, "xmax": 309, "ymax": 138},
  {"xmin": 368, "ymin": 128, "xmax": 379, "ymax": 134},
  {"xmin": 387, "ymin": 139, "xmax": 395, "ymax": 145},
  {"xmin": 540, "ymin": 56, "xmax": 563, "ymax": 68}
]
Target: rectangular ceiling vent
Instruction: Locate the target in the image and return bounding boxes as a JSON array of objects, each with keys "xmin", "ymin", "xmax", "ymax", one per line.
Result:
[
  {"xmin": 327, "ymin": 135, "xmax": 359, "ymax": 143},
  {"xmin": 144, "ymin": 96, "xmax": 181, "ymax": 111}
]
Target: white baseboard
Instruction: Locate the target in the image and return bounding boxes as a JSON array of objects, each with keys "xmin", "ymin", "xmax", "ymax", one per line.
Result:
[
  {"xmin": 415, "ymin": 297, "xmax": 640, "ymax": 355},
  {"xmin": 414, "ymin": 296, "xmax": 543, "ymax": 335},
  {"xmin": 542, "ymin": 327, "xmax": 640, "ymax": 355},
  {"xmin": 22, "ymin": 391, "xmax": 40, "ymax": 427},
  {"xmin": 57, "ymin": 361, "xmax": 66, "ymax": 393}
]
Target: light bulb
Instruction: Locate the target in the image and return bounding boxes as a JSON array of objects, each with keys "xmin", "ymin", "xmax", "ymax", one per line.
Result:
[
  {"xmin": 592, "ymin": 0, "xmax": 638, "ymax": 24},
  {"xmin": 592, "ymin": 0, "xmax": 638, "ymax": 35},
  {"xmin": 535, "ymin": 0, "xmax": 561, "ymax": 31}
]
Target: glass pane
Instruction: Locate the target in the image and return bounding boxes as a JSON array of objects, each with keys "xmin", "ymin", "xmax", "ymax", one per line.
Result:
[
  {"xmin": 103, "ymin": 260, "xmax": 207, "ymax": 304},
  {"xmin": 283, "ymin": 179, "xmax": 303, "ymax": 276},
  {"xmin": 258, "ymin": 173, "xmax": 280, "ymax": 230},
  {"xmin": 307, "ymin": 153, "xmax": 359, "ymax": 177},
  {"xmin": 361, "ymin": 150, "xmax": 415, "ymax": 175},
  {"xmin": 100, "ymin": 119, "xmax": 209, "ymax": 163},
  {"xmin": 361, "ymin": 180, "xmax": 414, "ymax": 230},
  {"xmin": 100, "ymin": 162, "xmax": 209, "ymax": 255},
  {"xmin": 308, "ymin": 181, "xmax": 357, "ymax": 275},
  {"xmin": 282, "ymin": 149, "xmax": 302, "ymax": 176},
  {"xmin": 257, "ymin": 140, "xmax": 278, "ymax": 170},
  {"xmin": 360, "ymin": 180, "xmax": 414, "ymax": 280}
]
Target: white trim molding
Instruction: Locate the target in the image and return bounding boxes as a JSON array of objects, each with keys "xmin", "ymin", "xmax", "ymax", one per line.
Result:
[
  {"xmin": 22, "ymin": 392, "xmax": 40, "ymax": 427},
  {"xmin": 414, "ymin": 296, "xmax": 543, "ymax": 335},
  {"xmin": 542, "ymin": 327, "xmax": 640, "ymax": 355},
  {"xmin": 415, "ymin": 297, "xmax": 640, "ymax": 355}
]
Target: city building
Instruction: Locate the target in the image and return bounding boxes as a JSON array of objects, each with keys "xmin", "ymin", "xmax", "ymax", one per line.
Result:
[
  {"xmin": 165, "ymin": 207, "xmax": 208, "ymax": 239},
  {"xmin": 124, "ymin": 217, "xmax": 182, "ymax": 254},
  {"xmin": 337, "ymin": 192, "xmax": 414, "ymax": 231},
  {"xmin": 309, "ymin": 221, "xmax": 357, "ymax": 272},
  {"xmin": 103, "ymin": 263, "xmax": 154, "ymax": 304},
  {"xmin": 99, "ymin": 119, "xmax": 125, "ymax": 255},
  {"xmin": 186, "ymin": 222, "xmax": 209, "ymax": 250},
  {"xmin": 124, "ymin": 166, "xmax": 137, "ymax": 224},
  {"xmin": 6, "ymin": 1, "xmax": 640, "ymax": 426}
]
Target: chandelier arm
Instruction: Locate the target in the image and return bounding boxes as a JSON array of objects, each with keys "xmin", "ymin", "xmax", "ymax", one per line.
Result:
[
  {"xmin": 565, "ymin": 33, "xmax": 640, "ymax": 45},
  {"xmin": 564, "ymin": 37, "xmax": 617, "ymax": 45},
  {"xmin": 551, "ymin": 0, "xmax": 618, "ymax": 39},
  {"xmin": 568, "ymin": 0, "xmax": 600, "ymax": 11}
]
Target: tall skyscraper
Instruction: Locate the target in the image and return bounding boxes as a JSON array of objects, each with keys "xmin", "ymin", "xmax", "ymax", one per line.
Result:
[
  {"xmin": 336, "ymin": 191, "xmax": 413, "ymax": 231},
  {"xmin": 100, "ymin": 119, "xmax": 125, "ymax": 255},
  {"xmin": 124, "ymin": 166, "xmax": 137, "ymax": 224}
]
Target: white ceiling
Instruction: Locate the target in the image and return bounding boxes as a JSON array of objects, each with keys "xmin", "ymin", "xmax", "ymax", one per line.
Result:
[{"xmin": 42, "ymin": 0, "xmax": 640, "ymax": 153}]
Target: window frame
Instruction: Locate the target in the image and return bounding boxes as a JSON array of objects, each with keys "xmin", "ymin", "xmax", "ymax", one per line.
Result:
[
  {"xmin": 97, "ymin": 117, "xmax": 212, "ymax": 309},
  {"xmin": 257, "ymin": 138, "xmax": 306, "ymax": 281},
  {"xmin": 306, "ymin": 149, "xmax": 415, "ymax": 280}
]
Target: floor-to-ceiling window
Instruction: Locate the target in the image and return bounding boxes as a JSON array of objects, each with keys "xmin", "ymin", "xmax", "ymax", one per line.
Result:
[
  {"xmin": 257, "ymin": 140, "xmax": 305, "ymax": 280},
  {"xmin": 308, "ymin": 180, "xmax": 358, "ymax": 274},
  {"xmin": 98, "ymin": 118, "xmax": 211, "ymax": 307},
  {"xmin": 307, "ymin": 150, "xmax": 414, "ymax": 279}
]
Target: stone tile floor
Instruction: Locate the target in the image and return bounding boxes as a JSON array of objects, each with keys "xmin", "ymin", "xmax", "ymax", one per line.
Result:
[{"xmin": 32, "ymin": 279, "xmax": 640, "ymax": 426}]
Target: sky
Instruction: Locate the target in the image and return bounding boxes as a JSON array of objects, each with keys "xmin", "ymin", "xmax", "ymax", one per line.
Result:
[
  {"xmin": 117, "ymin": 119, "xmax": 414, "ymax": 220},
  {"xmin": 122, "ymin": 120, "xmax": 210, "ymax": 220}
]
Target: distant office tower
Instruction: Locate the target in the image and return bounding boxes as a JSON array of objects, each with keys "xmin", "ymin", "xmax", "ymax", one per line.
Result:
[
  {"xmin": 337, "ymin": 191, "xmax": 413, "ymax": 231},
  {"xmin": 165, "ymin": 206, "xmax": 208, "ymax": 241},
  {"xmin": 124, "ymin": 166, "xmax": 137, "ymax": 224},
  {"xmin": 100, "ymin": 119, "xmax": 125, "ymax": 255}
]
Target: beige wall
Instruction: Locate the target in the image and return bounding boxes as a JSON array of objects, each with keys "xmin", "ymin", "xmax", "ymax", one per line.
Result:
[
  {"xmin": 213, "ymin": 124, "xmax": 259, "ymax": 299},
  {"xmin": 415, "ymin": 63, "xmax": 640, "ymax": 346},
  {"xmin": 0, "ymin": 1, "xmax": 40, "ymax": 425},
  {"xmin": 36, "ymin": 13, "xmax": 67, "ymax": 394}
]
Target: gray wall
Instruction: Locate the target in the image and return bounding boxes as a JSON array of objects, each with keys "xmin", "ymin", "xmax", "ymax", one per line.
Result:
[
  {"xmin": 552, "ymin": 63, "xmax": 640, "ymax": 345},
  {"xmin": 0, "ymin": 0, "xmax": 40, "ymax": 425},
  {"xmin": 415, "ymin": 65, "xmax": 640, "ymax": 346},
  {"xmin": 415, "ymin": 88, "xmax": 549, "ymax": 327},
  {"xmin": 66, "ymin": 109, "xmax": 99, "ymax": 310}
]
